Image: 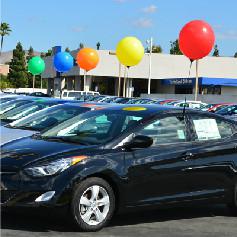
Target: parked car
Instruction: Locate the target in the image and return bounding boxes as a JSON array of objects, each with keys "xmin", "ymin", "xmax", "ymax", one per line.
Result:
[
  {"xmin": 153, "ymin": 99, "xmax": 177, "ymax": 105},
  {"xmin": 0, "ymin": 97, "xmax": 38, "ymax": 115},
  {"xmin": 76, "ymin": 94, "xmax": 95, "ymax": 102},
  {"xmin": 28, "ymin": 92, "xmax": 51, "ymax": 97},
  {"xmin": 112, "ymin": 97, "xmax": 131, "ymax": 104},
  {"xmin": 0, "ymin": 96, "xmax": 21, "ymax": 104},
  {"xmin": 86, "ymin": 95, "xmax": 107, "ymax": 102},
  {"xmin": 0, "ymin": 98, "xmax": 73, "ymax": 124},
  {"xmin": 208, "ymin": 103, "xmax": 234, "ymax": 113},
  {"xmin": 173, "ymin": 100, "xmax": 208, "ymax": 110},
  {"xmin": 61, "ymin": 90, "xmax": 100, "ymax": 100},
  {"xmin": 216, "ymin": 105, "xmax": 237, "ymax": 121},
  {"xmin": 1, "ymin": 105, "xmax": 237, "ymax": 231},
  {"xmin": 0, "ymin": 103, "xmax": 108, "ymax": 145},
  {"xmin": 126, "ymin": 98, "xmax": 156, "ymax": 104},
  {"xmin": 99, "ymin": 96, "xmax": 119, "ymax": 103}
]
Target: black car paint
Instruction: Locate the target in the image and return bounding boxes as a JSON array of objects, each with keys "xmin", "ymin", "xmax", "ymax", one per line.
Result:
[{"xmin": 1, "ymin": 106, "xmax": 237, "ymax": 213}]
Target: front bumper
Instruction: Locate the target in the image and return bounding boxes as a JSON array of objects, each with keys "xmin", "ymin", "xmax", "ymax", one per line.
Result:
[{"xmin": 1, "ymin": 169, "xmax": 81, "ymax": 207}]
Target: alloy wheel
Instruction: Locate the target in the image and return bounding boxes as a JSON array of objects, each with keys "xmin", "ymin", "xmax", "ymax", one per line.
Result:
[{"xmin": 79, "ymin": 185, "xmax": 110, "ymax": 226}]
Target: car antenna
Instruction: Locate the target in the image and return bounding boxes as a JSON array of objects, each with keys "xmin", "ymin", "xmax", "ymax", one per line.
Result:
[{"xmin": 183, "ymin": 96, "xmax": 187, "ymax": 116}]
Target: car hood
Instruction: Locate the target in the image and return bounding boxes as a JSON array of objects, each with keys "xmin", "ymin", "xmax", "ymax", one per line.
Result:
[
  {"xmin": 1, "ymin": 137, "xmax": 99, "ymax": 171},
  {"xmin": 0, "ymin": 126, "xmax": 36, "ymax": 145}
]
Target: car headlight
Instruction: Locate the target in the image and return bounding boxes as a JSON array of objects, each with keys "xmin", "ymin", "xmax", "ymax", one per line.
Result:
[{"xmin": 24, "ymin": 156, "xmax": 88, "ymax": 177}]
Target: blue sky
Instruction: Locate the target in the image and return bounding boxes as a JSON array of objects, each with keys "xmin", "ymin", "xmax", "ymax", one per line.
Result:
[{"xmin": 2, "ymin": 0, "xmax": 237, "ymax": 56}]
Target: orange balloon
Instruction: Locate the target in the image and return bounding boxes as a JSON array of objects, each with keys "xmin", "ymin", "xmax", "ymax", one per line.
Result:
[{"xmin": 76, "ymin": 48, "xmax": 99, "ymax": 71}]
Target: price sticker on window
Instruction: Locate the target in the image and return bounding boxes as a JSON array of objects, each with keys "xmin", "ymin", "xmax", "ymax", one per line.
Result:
[{"xmin": 193, "ymin": 119, "xmax": 221, "ymax": 140}]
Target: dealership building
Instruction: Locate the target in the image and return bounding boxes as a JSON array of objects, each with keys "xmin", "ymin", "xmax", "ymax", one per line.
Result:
[{"xmin": 42, "ymin": 48, "xmax": 237, "ymax": 102}]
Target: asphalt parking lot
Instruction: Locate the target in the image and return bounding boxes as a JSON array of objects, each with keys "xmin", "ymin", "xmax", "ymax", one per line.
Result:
[{"xmin": 1, "ymin": 205, "xmax": 236, "ymax": 237}]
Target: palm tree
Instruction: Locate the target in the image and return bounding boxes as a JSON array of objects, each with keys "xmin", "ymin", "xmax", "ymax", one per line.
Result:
[{"xmin": 0, "ymin": 22, "xmax": 12, "ymax": 54}]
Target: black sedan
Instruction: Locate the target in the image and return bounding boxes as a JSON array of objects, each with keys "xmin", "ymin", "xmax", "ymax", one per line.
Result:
[{"xmin": 1, "ymin": 105, "xmax": 237, "ymax": 231}]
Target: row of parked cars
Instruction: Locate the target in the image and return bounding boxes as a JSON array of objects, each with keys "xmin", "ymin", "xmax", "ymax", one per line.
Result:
[
  {"xmin": 73, "ymin": 94, "xmax": 237, "ymax": 121},
  {"xmin": 1, "ymin": 92, "xmax": 237, "ymax": 231}
]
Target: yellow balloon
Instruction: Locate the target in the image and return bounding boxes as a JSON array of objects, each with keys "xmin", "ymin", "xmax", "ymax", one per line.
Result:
[{"xmin": 116, "ymin": 36, "xmax": 144, "ymax": 67}]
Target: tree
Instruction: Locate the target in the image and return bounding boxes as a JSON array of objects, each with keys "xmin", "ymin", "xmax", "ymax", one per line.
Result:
[
  {"xmin": 96, "ymin": 42, "xmax": 101, "ymax": 50},
  {"xmin": 170, "ymin": 39, "xmax": 182, "ymax": 55},
  {"xmin": 234, "ymin": 52, "xmax": 237, "ymax": 58},
  {"xmin": 40, "ymin": 52, "xmax": 45, "ymax": 57},
  {"xmin": 8, "ymin": 42, "xmax": 28, "ymax": 88},
  {"xmin": 152, "ymin": 45, "xmax": 162, "ymax": 53},
  {"xmin": 26, "ymin": 46, "xmax": 35, "ymax": 87},
  {"xmin": 45, "ymin": 49, "xmax": 53, "ymax": 56},
  {"xmin": 65, "ymin": 47, "xmax": 70, "ymax": 52},
  {"xmin": 26, "ymin": 46, "xmax": 34, "ymax": 61},
  {"xmin": 212, "ymin": 44, "xmax": 219, "ymax": 57},
  {"xmin": 79, "ymin": 43, "xmax": 84, "ymax": 49},
  {"xmin": 0, "ymin": 22, "xmax": 12, "ymax": 54},
  {"xmin": 146, "ymin": 45, "xmax": 162, "ymax": 53},
  {"xmin": 0, "ymin": 74, "xmax": 12, "ymax": 89}
]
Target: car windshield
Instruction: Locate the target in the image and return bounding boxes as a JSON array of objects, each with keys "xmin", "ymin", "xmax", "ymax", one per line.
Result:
[
  {"xmin": 0, "ymin": 100, "xmax": 33, "ymax": 114},
  {"xmin": 113, "ymin": 98, "xmax": 129, "ymax": 104},
  {"xmin": 40, "ymin": 109, "xmax": 146, "ymax": 145},
  {"xmin": 8, "ymin": 104, "xmax": 90, "ymax": 131},
  {"xmin": 0, "ymin": 97, "xmax": 17, "ymax": 104},
  {"xmin": 217, "ymin": 105, "xmax": 237, "ymax": 115},
  {"xmin": 0, "ymin": 101, "xmax": 57, "ymax": 122},
  {"xmin": 89, "ymin": 96, "xmax": 105, "ymax": 102}
]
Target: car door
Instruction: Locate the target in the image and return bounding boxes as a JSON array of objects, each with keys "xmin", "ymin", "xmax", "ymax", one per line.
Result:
[
  {"xmin": 186, "ymin": 112, "xmax": 237, "ymax": 201},
  {"xmin": 123, "ymin": 113, "xmax": 197, "ymax": 207}
]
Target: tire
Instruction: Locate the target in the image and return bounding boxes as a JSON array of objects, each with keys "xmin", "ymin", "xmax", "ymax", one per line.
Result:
[
  {"xmin": 71, "ymin": 177, "xmax": 115, "ymax": 231},
  {"xmin": 228, "ymin": 183, "xmax": 237, "ymax": 216}
]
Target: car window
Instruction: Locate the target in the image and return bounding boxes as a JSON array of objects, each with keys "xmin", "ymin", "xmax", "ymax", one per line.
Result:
[
  {"xmin": 190, "ymin": 115, "xmax": 234, "ymax": 141},
  {"xmin": 122, "ymin": 115, "xmax": 143, "ymax": 132},
  {"xmin": 63, "ymin": 92, "xmax": 67, "ymax": 97},
  {"xmin": 68, "ymin": 92, "xmax": 81, "ymax": 97},
  {"xmin": 136, "ymin": 115, "xmax": 187, "ymax": 145}
]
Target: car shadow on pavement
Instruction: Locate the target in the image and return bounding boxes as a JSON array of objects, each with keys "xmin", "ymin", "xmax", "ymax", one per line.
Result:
[
  {"xmin": 110, "ymin": 204, "xmax": 231, "ymax": 227},
  {"xmin": 1, "ymin": 204, "xmax": 232, "ymax": 233}
]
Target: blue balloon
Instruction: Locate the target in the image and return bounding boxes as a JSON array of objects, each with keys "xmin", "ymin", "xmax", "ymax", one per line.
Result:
[{"xmin": 53, "ymin": 52, "xmax": 74, "ymax": 72}]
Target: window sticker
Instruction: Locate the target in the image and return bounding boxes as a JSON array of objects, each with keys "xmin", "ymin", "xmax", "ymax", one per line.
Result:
[{"xmin": 193, "ymin": 119, "xmax": 221, "ymax": 140}]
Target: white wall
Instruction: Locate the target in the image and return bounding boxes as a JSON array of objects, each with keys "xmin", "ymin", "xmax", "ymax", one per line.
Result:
[{"xmin": 221, "ymin": 86, "xmax": 237, "ymax": 96}]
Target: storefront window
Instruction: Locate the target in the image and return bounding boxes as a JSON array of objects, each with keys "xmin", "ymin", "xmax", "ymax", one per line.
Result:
[{"xmin": 201, "ymin": 86, "xmax": 221, "ymax": 95}]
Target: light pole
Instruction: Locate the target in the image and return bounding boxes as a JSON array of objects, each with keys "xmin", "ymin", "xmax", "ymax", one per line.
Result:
[{"xmin": 146, "ymin": 37, "xmax": 153, "ymax": 95}]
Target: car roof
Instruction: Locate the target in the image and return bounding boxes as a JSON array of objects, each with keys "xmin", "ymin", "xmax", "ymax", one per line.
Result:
[{"xmin": 95, "ymin": 104, "xmax": 183, "ymax": 115}]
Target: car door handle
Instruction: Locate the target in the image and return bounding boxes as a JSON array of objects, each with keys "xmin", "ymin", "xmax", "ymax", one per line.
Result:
[{"xmin": 182, "ymin": 152, "xmax": 194, "ymax": 161}]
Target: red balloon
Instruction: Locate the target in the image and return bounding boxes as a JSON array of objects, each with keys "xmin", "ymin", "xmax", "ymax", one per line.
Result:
[{"xmin": 179, "ymin": 20, "xmax": 215, "ymax": 60}]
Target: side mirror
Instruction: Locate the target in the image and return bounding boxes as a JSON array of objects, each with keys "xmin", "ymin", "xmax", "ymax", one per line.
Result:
[{"xmin": 124, "ymin": 135, "xmax": 153, "ymax": 150}]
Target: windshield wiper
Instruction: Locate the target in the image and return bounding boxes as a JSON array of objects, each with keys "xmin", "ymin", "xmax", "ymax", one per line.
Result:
[
  {"xmin": 39, "ymin": 136, "xmax": 89, "ymax": 145},
  {"xmin": 6, "ymin": 124, "xmax": 39, "ymax": 131}
]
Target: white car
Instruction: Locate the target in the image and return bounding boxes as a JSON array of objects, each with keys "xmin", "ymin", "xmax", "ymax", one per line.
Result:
[
  {"xmin": 61, "ymin": 90, "xmax": 100, "ymax": 100},
  {"xmin": 173, "ymin": 100, "xmax": 208, "ymax": 110}
]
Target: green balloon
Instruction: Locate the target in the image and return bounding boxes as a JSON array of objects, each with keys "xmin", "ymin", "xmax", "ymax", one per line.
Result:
[{"xmin": 28, "ymin": 56, "xmax": 45, "ymax": 75}]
